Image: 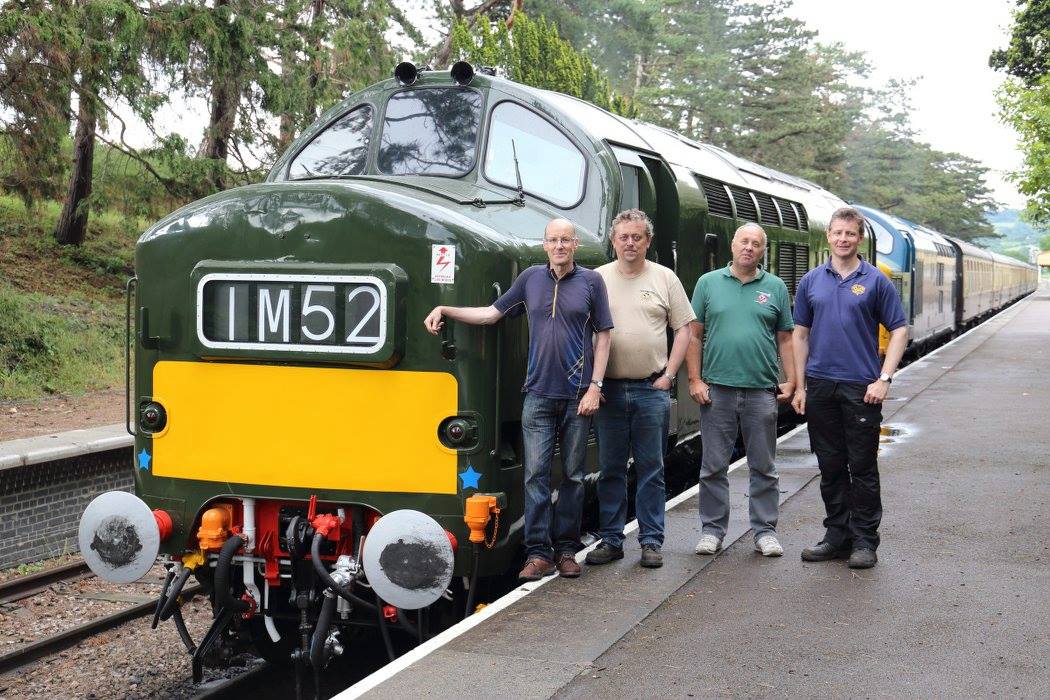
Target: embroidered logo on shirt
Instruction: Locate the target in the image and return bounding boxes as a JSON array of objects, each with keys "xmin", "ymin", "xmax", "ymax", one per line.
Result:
[
  {"xmin": 851, "ymin": 284, "xmax": 866, "ymax": 296},
  {"xmin": 756, "ymin": 291, "xmax": 769, "ymax": 304}
]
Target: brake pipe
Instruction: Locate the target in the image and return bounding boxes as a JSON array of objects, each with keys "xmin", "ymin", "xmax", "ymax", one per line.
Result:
[
  {"xmin": 309, "ymin": 533, "xmax": 377, "ymax": 612},
  {"xmin": 215, "ymin": 536, "xmax": 250, "ymax": 614},
  {"xmin": 241, "ymin": 498, "xmax": 263, "ymax": 615}
]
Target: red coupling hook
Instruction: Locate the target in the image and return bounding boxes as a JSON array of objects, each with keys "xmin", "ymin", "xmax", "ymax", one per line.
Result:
[
  {"xmin": 240, "ymin": 593, "xmax": 258, "ymax": 620},
  {"xmin": 383, "ymin": 605, "xmax": 398, "ymax": 622}
]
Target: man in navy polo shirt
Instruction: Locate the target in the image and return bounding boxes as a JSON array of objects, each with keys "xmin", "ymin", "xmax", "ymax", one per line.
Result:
[
  {"xmin": 424, "ymin": 218, "xmax": 613, "ymax": 581},
  {"xmin": 791, "ymin": 206, "xmax": 907, "ymax": 569}
]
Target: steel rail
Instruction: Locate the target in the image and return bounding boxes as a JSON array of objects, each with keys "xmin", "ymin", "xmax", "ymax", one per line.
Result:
[
  {"xmin": 0, "ymin": 584, "xmax": 202, "ymax": 674},
  {"xmin": 0, "ymin": 561, "xmax": 92, "ymax": 605}
]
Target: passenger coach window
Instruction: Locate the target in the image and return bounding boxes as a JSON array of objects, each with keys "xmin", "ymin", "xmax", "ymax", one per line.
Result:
[
  {"xmin": 485, "ymin": 102, "xmax": 585, "ymax": 207},
  {"xmin": 378, "ymin": 88, "xmax": 482, "ymax": 176},
  {"xmin": 288, "ymin": 106, "xmax": 372, "ymax": 179}
]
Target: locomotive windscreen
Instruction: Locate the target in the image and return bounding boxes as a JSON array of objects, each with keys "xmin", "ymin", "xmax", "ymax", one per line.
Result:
[{"xmin": 377, "ymin": 88, "xmax": 483, "ymax": 176}]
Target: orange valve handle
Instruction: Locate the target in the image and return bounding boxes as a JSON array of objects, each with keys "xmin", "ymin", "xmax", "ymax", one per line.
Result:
[{"xmin": 464, "ymin": 494, "xmax": 498, "ymax": 544}]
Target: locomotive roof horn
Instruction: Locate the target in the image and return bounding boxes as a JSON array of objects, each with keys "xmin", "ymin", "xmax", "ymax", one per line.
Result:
[
  {"xmin": 451, "ymin": 61, "xmax": 475, "ymax": 86},
  {"xmin": 394, "ymin": 61, "xmax": 419, "ymax": 86}
]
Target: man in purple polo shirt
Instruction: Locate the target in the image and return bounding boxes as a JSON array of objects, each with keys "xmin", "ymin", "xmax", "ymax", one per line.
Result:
[
  {"xmin": 791, "ymin": 206, "xmax": 907, "ymax": 569},
  {"xmin": 424, "ymin": 218, "xmax": 613, "ymax": 581}
]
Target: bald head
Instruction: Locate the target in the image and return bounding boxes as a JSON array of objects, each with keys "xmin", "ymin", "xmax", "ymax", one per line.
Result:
[{"xmin": 545, "ymin": 218, "xmax": 575, "ymax": 239}]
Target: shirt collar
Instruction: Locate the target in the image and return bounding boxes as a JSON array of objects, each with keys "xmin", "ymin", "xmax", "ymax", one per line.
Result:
[
  {"xmin": 721, "ymin": 262, "xmax": 765, "ymax": 282},
  {"xmin": 823, "ymin": 256, "xmax": 868, "ymax": 279},
  {"xmin": 547, "ymin": 262, "xmax": 579, "ymax": 280}
]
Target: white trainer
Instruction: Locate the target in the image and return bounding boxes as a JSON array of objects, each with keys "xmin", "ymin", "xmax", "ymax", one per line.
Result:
[
  {"xmin": 754, "ymin": 534, "xmax": 784, "ymax": 557},
  {"xmin": 694, "ymin": 534, "xmax": 722, "ymax": 555}
]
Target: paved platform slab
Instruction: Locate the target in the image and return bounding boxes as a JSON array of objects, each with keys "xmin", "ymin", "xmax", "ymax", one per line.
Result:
[{"xmin": 351, "ymin": 289, "xmax": 1049, "ymax": 699}]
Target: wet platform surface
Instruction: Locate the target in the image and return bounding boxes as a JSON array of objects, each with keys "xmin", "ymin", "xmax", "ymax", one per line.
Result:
[{"xmin": 351, "ymin": 288, "xmax": 1050, "ymax": 699}]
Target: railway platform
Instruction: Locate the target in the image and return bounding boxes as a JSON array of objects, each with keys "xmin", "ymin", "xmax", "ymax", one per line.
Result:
[{"xmin": 347, "ymin": 286, "xmax": 1050, "ymax": 699}]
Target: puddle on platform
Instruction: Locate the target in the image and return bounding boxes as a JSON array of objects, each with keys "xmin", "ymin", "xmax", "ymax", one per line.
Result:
[{"xmin": 879, "ymin": 423, "xmax": 913, "ymax": 445}]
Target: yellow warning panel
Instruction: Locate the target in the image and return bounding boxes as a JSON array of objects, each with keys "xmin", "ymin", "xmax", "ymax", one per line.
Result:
[{"xmin": 151, "ymin": 361, "xmax": 458, "ymax": 494}]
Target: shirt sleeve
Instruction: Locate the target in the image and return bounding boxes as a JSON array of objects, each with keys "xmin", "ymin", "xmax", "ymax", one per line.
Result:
[
  {"xmin": 690, "ymin": 276, "xmax": 707, "ymax": 325},
  {"xmin": 494, "ymin": 267, "xmax": 531, "ymax": 318},
  {"xmin": 775, "ymin": 279, "xmax": 794, "ymax": 331},
  {"xmin": 792, "ymin": 272, "xmax": 813, "ymax": 327},
  {"xmin": 877, "ymin": 273, "xmax": 907, "ymax": 331},
  {"xmin": 667, "ymin": 271, "xmax": 697, "ymax": 330},
  {"xmin": 590, "ymin": 272, "xmax": 615, "ymax": 331}
]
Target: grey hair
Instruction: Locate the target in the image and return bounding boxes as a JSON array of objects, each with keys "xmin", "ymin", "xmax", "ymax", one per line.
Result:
[
  {"xmin": 734, "ymin": 222, "xmax": 767, "ymax": 245},
  {"xmin": 611, "ymin": 208, "xmax": 654, "ymax": 238}
]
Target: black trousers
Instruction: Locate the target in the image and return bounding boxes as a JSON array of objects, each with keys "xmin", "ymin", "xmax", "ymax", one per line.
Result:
[{"xmin": 805, "ymin": 376, "xmax": 883, "ymax": 550}]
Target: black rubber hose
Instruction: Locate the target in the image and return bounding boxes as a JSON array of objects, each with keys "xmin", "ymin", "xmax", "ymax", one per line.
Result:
[
  {"xmin": 375, "ymin": 591, "xmax": 396, "ymax": 662},
  {"xmin": 153, "ymin": 569, "xmax": 175, "ymax": 629},
  {"xmin": 215, "ymin": 535, "xmax": 250, "ymax": 614},
  {"xmin": 310, "ymin": 533, "xmax": 377, "ymax": 612},
  {"xmin": 464, "ymin": 543, "xmax": 480, "ymax": 619},
  {"xmin": 159, "ymin": 566, "xmax": 194, "ymax": 621},
  {"xmin": 309, "ymin": 593, "xmax": 337, "ymax": 673},
  {"xmin": 172, "ymin": 606, "xmax": 197, "ymax": 655}
]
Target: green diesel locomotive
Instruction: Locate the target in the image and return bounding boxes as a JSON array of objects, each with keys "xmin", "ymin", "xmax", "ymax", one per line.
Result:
[{"xmin": 79, "ymin": 62, "xmax": 863, "ymax": 683}]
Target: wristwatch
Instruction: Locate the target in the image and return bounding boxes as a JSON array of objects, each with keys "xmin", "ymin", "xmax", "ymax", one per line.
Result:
[
  {"xmin": 879, "ymin": 372, "xmax": 893, "ymax": 383},
  {"xmin": 591, "ymin": 379, "xmax": 603, "ymax": 389}
]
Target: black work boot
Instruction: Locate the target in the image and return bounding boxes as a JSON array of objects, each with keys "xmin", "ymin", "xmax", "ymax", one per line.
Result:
[
  {"xmin": 585, "ymin": 542, "xmax": 624, "ymax": 565},
  {"xmin": 640, "ymin": 544, "xmax": 663, "ymax": 568},
  {"xmin": 800, "ymin": 541, "xmax": 850, "ymax": 562},
  {"xmin": 847, "ymin": 548, "xmax": 878, "ymax": 569}
]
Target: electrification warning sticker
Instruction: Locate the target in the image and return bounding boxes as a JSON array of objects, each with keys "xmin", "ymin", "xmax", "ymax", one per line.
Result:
[{"xmin": 431, "ymin": 244, "xmax": 456, "ymax": 284}]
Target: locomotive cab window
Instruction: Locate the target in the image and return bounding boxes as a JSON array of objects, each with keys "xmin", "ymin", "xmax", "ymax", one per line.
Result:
[
  {"xmin": 377, "ymin": 88, "xmax": 483, "ymax": 176},
  {"xmin": 288, "ymin": 105, "xmax": 373, "ymax": 179},
  {"xmin": 484, "ymin": 101, "xmax": 585, "ymax": 208}
]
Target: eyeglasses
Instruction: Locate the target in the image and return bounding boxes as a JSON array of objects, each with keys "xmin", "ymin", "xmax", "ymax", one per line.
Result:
[{"xmin": 544, "ymin": 238, "xmax": 575, "ymax": 246}]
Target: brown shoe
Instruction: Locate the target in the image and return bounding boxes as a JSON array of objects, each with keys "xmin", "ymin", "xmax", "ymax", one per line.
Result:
[
  {"xmin": 518, "ymin": 557, "xmax": 557, "ymax": 581},
  {"xmin": 556, "ymin": 553, "xmax": 581, "ymax": 578}
]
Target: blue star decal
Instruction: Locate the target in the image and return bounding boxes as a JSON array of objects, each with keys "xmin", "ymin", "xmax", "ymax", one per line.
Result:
[
  {"xmin": 138, "ymin": 448, "xmax": 152, "ymax": 471},
  {"xmin": 459, "ymin": 465, "xmax": 481, "ymax": 490}
]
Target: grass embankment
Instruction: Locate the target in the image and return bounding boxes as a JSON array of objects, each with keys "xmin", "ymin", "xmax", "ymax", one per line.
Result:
[{"xmin": 0, "ymin": 195, "xmax": 147, "ymax": 400}]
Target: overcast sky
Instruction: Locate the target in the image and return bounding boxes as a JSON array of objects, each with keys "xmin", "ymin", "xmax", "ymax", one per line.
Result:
[{"xmin": 786, "ymin": 0, "xmax": 1023, "ymax": 209}]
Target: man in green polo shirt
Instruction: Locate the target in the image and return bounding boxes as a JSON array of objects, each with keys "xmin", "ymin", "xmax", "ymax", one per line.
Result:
[{"xmin": 686, "ymin": 222, "xmax": 797, "ymax": 557}]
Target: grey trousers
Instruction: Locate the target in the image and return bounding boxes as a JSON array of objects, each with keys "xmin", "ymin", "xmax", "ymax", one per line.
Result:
[{"xmin": 698, "ymin": 384, "xmax": 779, "ymax": 542}]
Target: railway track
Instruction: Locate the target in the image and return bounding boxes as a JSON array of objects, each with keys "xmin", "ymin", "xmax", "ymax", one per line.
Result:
[{"xmin": 0, "ymin": 561, "xmax": 201, "ymax": 676}]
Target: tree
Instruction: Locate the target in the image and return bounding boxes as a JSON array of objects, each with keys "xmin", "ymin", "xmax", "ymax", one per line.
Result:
[
  {"xmin": 993, "ymin": 0, "xmax": 1050, "ymax": 225},
  {"xmin": 990, "ymin": 0, "xmax": 1050, "ymax": 86},
  {"xmin": 448, "ymin": 10, "xmax": 636, "ymax": 116},
  {"xmin": 0, "ymin": 4, "xmax": 72, "ymax": 207}
]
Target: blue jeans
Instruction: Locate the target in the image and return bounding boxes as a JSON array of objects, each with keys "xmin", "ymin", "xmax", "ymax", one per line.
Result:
[
  {"xmin": 594, "ymin": 379, "xmax": 671, "ymax": 549},
  {"xmin": 521, "ymin": 392, "xmax": 591, "ymax": 562}
]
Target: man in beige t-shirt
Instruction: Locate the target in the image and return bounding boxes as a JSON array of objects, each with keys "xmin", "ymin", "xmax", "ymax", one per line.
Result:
[{"xmin": 585, "ymin": 209, "xmax": 695, "ymax": 569}]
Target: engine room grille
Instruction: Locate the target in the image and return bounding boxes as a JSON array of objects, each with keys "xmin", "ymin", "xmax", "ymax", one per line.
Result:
[
  {"xmin": 752, "ymin": 191, "xmax": 780, "ymax": 227},
  {"xmin": 729, "ymin": 186, "xmax": 759, "ymax": 223},
  {"xmin": 775, "ymin": 197, "xmax": 800, "ymax": 230},
  {"xmin": 698, "ymin": 177, "xmax": 734, "ymax": 218},
  {"xmin": 776, "ymin": 241, "xmax": 810, "ymax": 295}
]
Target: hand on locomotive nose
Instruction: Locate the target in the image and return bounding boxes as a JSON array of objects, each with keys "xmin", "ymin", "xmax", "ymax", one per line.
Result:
[{"xmin": 424, "ymin": 306, "xmax": 444, "ymax": 334}]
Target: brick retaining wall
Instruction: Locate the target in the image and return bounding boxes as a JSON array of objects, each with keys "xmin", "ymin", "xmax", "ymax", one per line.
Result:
[{"xmin": 0, "ymin": 449, "xmax": 133, "ymax": 569}]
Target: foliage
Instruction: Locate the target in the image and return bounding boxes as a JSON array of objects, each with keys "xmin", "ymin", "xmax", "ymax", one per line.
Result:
[
  {"xmin": 448, "ymin": 11, "xmax": 636, "ymax": 117},
  {"xmin": 990, "ymin": 0, "xmax": 1050, "ymax": 86},
  {"xmin": 997, "ymin": 76, "xmax": 1050, "ymax": 226}
]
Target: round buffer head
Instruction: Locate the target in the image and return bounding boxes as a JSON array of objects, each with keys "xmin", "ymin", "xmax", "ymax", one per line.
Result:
[
  {"xmin": 362, "ymin": 509, "xmax": 454, "ymax": 610},
  {"xmin": 79, "ymin": 491, "xmax": 161, "ymax": 583}
]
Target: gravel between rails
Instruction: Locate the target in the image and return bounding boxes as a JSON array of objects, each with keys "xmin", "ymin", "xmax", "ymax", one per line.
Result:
[{"xmin": 0, "ymin": 562, "xmax": 263, "ymax": 699}]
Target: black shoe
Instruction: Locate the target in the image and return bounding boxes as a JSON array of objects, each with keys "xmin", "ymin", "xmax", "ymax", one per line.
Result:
[
  {"xmin": 640, "ymin": 544, "xmax": 663, "ymax": 568},
  {"xmin": 800, "ymin": 541, "xmax": 850, "ymax": 562},
  {"xmin": 847, "ymin": 548, "xmax": 877, "ymax": 569},
  {"xmin": 585, "ymin": 542, "xmax": 624, "ymax": 565}
]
